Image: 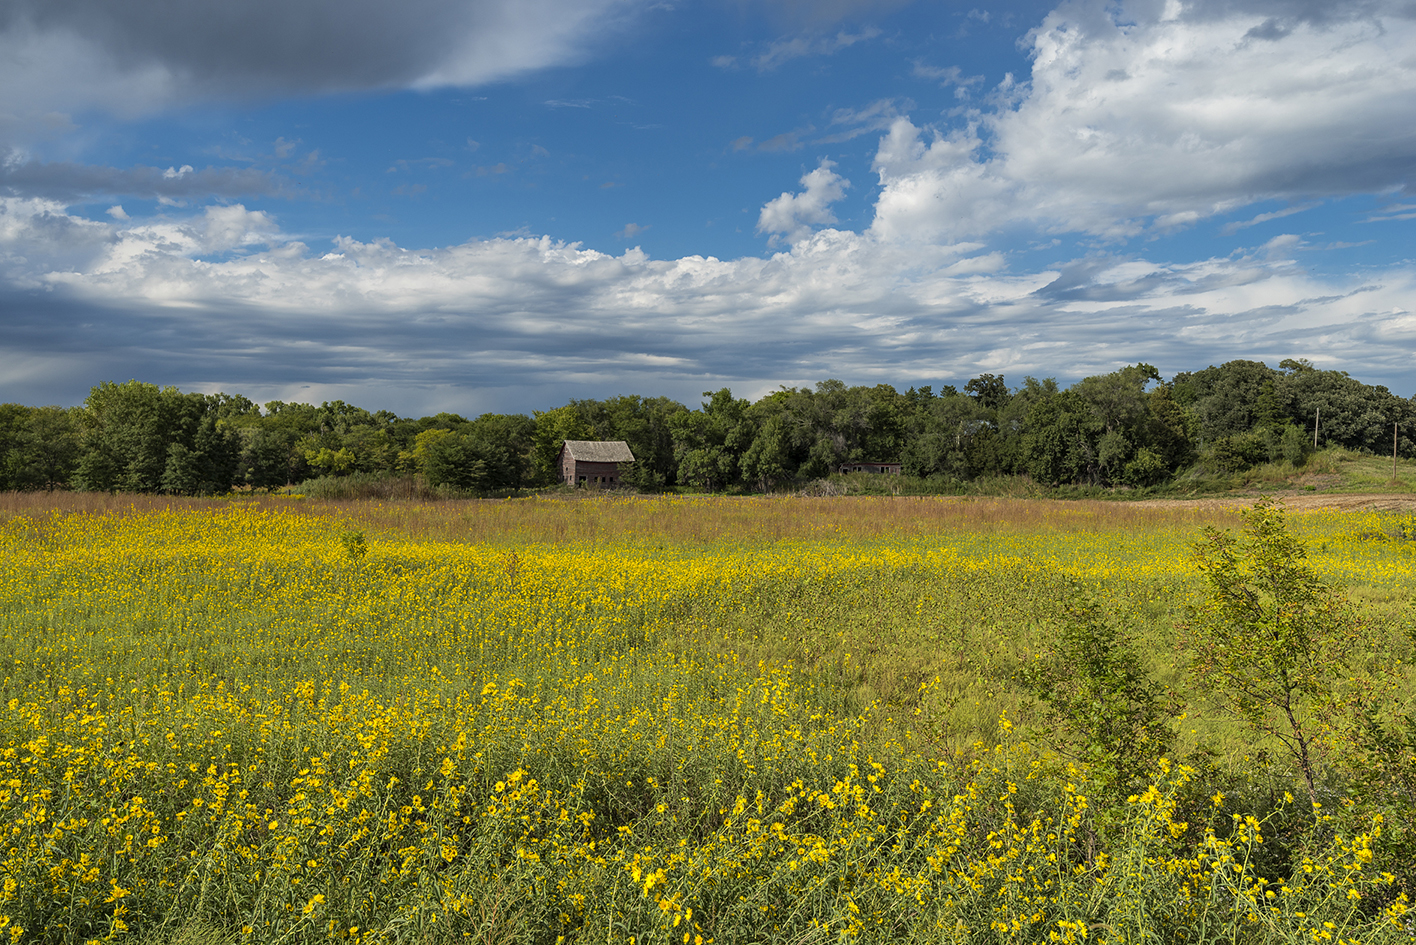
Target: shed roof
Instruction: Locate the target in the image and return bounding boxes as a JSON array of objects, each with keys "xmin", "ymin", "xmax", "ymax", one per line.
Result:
[{"xmin": 561, "ymin": 440, "xmax": 635, "ymax": 463}]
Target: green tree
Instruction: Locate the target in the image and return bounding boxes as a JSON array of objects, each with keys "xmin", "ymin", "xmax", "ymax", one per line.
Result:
[
  {"xmin": 1171, "ymin": 360, "xmax": 1277, "ymax": 444},
  {"xmin": 1183, "ymin": 499, "xmax": 1361, "ymax": 799},
  {"xmin": 1018, "ymin": 389, "xmax": 1100, "ymax": 486},
  {"xmin": 463, "ymin": 413, "xmax": 536, "ymax": 489},
  {"xmin": 1141, "ymin": 385, "xmax": 1197, "ymax": 471},
  {"xmin": 73, "ymin": 381, "xmax": 206, "ymax": 492},
  {"xmin": 964, "ymin": 373, "xmax": 1010, "ymax": 412},
  {"xmin": 422, "ymin": 432, "xmax": 498, "ymax": 493},
  {"xmin": 901, "ymin": 393, "xmax": 995, "ymax": 480},
  {"xmin": 1277, "ymin": 363, "xmax": 1416, "ymax": 456},
  {"xmin": 669, "ymin": 389, "xmax": 751, "ymax": 492},
  {"xmin": 0, "ymin": 405, "xmax": 81, "ymax": 490},
  {"xmin": 238, "ymin": 426, "xmax": 300, "ymax": 489},
  {"xmin": 739, "ymin": 405, "xmax": 796, "ymax": 492},
  {"xmin": 530, "ymin": 405, "xmax": 593, "ymax": 486},
  {"xmin": 160, "ymin": 413, "xmax": 240, "ymax": 495}
]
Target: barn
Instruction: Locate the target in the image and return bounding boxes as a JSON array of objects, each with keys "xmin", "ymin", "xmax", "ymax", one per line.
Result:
[{"xmin": 557, "ymin": 440, "xmax": 636, "ymax": 487}]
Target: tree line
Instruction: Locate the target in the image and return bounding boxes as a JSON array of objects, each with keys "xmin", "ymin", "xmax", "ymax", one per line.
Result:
[{"xmin": 2, "ymin": 358, "xmax": 1412, "ymax": 495}]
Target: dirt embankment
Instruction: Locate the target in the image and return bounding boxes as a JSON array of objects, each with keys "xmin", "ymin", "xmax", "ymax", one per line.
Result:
[{"xmin": 1129, "ymin": 492, "xmax": 1416, "ymax": 513}]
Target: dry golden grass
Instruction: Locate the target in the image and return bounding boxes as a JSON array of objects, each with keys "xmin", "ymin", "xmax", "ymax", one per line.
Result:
[
  {"xmin": 319, "ymin": 494, "xmax": 1248, "ymax": 546},
  {"xmin": 3, "ymin": 490, "xmax": 1249, "ymax": 546}
]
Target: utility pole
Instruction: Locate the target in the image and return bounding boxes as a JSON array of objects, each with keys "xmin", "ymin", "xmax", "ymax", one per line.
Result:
[
  {"xmin": 1396, "ymin": 422, "xmax": 1401, "ymax": 481},
  {"xmin": 1314, "ymin": 406, "xmax": 1320, "ymax": 450}
]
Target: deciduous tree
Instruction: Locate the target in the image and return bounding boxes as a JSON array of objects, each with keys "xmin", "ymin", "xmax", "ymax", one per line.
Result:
[{"xmin": 1183, "ymin": 499, "xmax": 1361, "ymax": 799}]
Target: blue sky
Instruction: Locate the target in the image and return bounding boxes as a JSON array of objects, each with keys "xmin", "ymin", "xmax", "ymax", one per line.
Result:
[{"xmin": 2, "ymin": 0, "xmax": 1414, "ymax": 415}]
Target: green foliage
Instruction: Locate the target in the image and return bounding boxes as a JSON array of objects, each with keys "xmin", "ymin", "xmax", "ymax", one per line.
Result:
[
  {"xmin": 422, "ymin": 431, "xmax": 514, "ymax": 494},
  {"xmin": 1344, "ymin": 703, "xmax": 1416, "ymax": 888},
  {"xmin": 1021, "ymin": 594, "xmax": 1177, "ymax": 797},
  {"xmin": 1020, "ymin": 389, "xmax": 1100, "ymax": 486},
  {"xmin": 238, "ymin": 426, "xmax": 302, "ymax": 489},
  {"xmin": 1173, "ymin": 359, "xmax": 1275, "ymax": 441},
  {"xmin": 339, "ymin": 529, "xmax": 368, "ymax": 561},
  {"xmin": 0, "ymin": 360, "xmax": 1409, "ymax": 496},
  {"xmin": 901, "ymin": 393, "xmax": 999, "ymax": 480},
  {"xmin": 74, "ymin": 380, "xmax": 206, "ymax": 492},
  {"xmin": 1184, "ymin": 499, "xmax": 1362, "ymax": 797},
  {"xmin": 160, "ymin": 415, "xmax": 240, "ymax": 495},
  {"xmin": 964, "ymin": 372, "xmax": 1010, "ymax": 411},
  {"xmin": 293, "ymin": 473, "xmax": 441, "ymax": 500},
  {"xmin": 530, "ymin": 405, "xmax": 592, "ymax": 485},
  {"xmin": 1280, "ymin": 422, "xmax": 1309, "ymax": 466},
  {"xmin": 1122, "ymin": 446, "xmax": 1168, "ymax": 486},
  {"xmin": 669, "ymin": 388, "xmax": 751, "ymax": 491},
  {"xmin": 0, "ymin": 404, "xmax": 80, "ymax": 490},
  {"xmin": 1202, "ymin": 431, "xmax": 1267, "ymax": 475}
]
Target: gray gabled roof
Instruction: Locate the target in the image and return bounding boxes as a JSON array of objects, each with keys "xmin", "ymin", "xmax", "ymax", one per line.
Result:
[{"xmin": 561, "ymin": 440, "xmax": 635, "ymax": 463}]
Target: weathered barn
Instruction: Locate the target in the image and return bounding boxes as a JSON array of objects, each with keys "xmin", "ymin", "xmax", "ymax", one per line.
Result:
[
  {"xmin": 557, "ymin": 440, "xmax": 636, "ymax": 487},
  {"xmin": 837, "ymin": 460, "xmax": 902, "ymax": 475}
]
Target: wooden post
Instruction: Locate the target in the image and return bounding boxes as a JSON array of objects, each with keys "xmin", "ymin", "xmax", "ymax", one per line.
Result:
[
  {"xmin": 1396, "ymin": 422, "xmax": 1401, "ymax": 481},
  {"xmin": 1314, "ymin": 406, "xmax": 1320, "ymax": 450}
]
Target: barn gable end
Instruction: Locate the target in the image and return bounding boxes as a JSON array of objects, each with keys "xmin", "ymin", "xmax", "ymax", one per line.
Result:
[{"xmin": 557, "ymin": 440, "xmax": 635, "ymax": 487}]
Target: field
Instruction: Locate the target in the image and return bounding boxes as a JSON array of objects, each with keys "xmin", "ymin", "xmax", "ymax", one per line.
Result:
[{"xmin": 1, "ymin": 493, "xmax": 1414, "ymax": 944}]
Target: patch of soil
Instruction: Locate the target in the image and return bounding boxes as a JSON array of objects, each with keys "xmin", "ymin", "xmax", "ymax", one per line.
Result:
[{"xmin": 1129, "ymin": 493, "xmax": 1416, "ymax": 513}]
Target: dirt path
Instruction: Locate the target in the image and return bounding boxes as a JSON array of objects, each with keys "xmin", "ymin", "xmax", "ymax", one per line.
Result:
[{"xmin": 1127, "ymin": 492, "xmax": 1416, "ymax": 513}]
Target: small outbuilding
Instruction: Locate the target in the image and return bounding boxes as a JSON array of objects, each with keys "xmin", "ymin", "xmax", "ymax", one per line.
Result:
[
  {"xmin": 558, "ymin": 440, "xmax": 635, "ymax": 487},
  {"xmin": 838, "ymin": 460, "xmax": 902, "ymax": 475}
]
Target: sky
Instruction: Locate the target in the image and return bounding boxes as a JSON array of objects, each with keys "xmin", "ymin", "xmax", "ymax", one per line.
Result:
[{"xmin": 1, "ymin": 0, "xmax": 1414, "ymax": 416}]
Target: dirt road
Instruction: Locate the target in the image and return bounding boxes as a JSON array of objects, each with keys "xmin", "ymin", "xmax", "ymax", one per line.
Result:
[{"xmin": 1128, "ymin": 492, "xmax": 1416, "ymax": 513}]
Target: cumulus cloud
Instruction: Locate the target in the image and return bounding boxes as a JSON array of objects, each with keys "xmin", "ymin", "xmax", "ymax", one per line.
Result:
[
  {"xmin": 757, "ymin": 161, "xmax": 850, "ymax": 245},
  {"xmin": 869, "ymin": 0, "xmax": 1416, "ymax": 242},
  {"xmin": 4, "ymin": 197, "xmax": 1413, "ymax": 412}
]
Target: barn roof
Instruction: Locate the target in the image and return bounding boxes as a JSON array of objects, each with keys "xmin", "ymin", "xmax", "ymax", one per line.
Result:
[{"xmin": 561, "ymin": 440, "xmax": 635, "ymax": 463}]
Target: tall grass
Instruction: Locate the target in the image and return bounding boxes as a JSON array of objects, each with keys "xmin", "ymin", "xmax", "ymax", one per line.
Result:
[{"xmin": 0, "ymin": 498, "xmax": 1412, "ymax": 942}]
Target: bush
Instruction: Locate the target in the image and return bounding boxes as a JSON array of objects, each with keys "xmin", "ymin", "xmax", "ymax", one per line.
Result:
[
  {"xmin": 294, "ymin": 473, "xmax": 441, "ymax": 500},
  {"xmin": 1203, "ymin": 432, "xmax": 1267, "ymax": 474}
]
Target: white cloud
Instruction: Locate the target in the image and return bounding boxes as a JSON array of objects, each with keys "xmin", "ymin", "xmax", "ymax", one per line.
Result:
[
  {"xmin": 731, "ymin": 27, "xmax": 882, "ymax": 72},
  {"xmin": 1364, "ymin": 202, "xmax": 1416, "ymax": 223},
  {"xmin": 869, "ymin": 0, "xmax": 1416, "ymax": 242},
  {"xmin": 814, "ymin": 98, "xmax": 908, "ymax": 143},
  {"xmin": 910, "ymin": 62, "xmax": 984, "ymax": 89},
  {"xmin": 1219, "ymin": 203, "xmax": 1319, "ymax": 235},
  {"xmin": 3, "ymin": 197, "xmax": 1414, "ymax": 411},
  {"xmin": 757, "ymin": 161, "xmax": 850, "ymax": 245},
  {"xmin": 198, "ymin": 204, "xmax": 283, "ymax": 252},
  {"xmin": 4, "ymin": 0, "xmax": 1416, "ymax": 410}
]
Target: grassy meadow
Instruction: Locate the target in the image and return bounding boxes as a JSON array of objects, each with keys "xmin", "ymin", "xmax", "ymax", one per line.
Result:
[{"xmin": 1, "ymin": 493, "xmax": 1414, "ymax": 943}]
